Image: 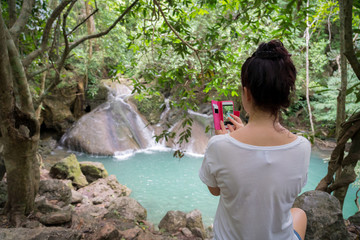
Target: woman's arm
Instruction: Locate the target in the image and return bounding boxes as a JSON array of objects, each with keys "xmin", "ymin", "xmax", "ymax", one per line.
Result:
[{"xmin": 208, "ymin": 186, "xmax": 220, "ymax": 196}]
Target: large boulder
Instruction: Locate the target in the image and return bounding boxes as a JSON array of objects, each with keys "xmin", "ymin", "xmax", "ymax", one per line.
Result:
[
  {"xmin": 105, "ymin": 197, "xmax": 147, "ymax": 222},
  {"xmin": 186, "ymin": 209, "xmax": 206, "ymax": 239},
  {"xmin": 38, "ymin": 179, "xmax": 72, "ymax": 207},
  {"xmin": 0, "ymin": 227, "xmax": 81, "ymax": 240},
  {"xmin": 158, "ymin": 210, "xmax": 187, "ymax": 233},
  {"xmin": 60, "ymin": 90, "xmax": 154, "ymax": 155},
  {"xmin": 166, "ymin": 117, "xmax": 212, "ymax": 155},
  {"xmin": 39, "ymin": 206, "xmax": 72, "ymax": 226},
  {"xmin": 42, "ymin": 84, "xmax": 78, "ymax": 135},
  {"xmin": 50, "ymin": 154, "xmax": 88, "ymax": 188},
  {"xmin": 293, "ymin": 190, "xmax": 351, "ymax": 240},
  {"xmin": 77, "ymin": 175, "xmax": 131, "ymax": 206},
  {"xmin": 79, "ymin": 161, "xmax": 108, "ymax": 183}
]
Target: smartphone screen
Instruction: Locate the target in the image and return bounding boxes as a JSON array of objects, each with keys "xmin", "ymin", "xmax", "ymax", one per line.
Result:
[{"xmin": 222, "ymin": 101, "xmax": 234, "ymax": 125}]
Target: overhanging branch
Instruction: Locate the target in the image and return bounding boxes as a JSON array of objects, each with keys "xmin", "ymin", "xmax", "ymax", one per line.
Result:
[
  {"xmin": 342, "ymin": 0, "xmax": 360, "ymax": 80},
  {"xmin": 152, "ymin": 0, "xmax": 204, "ymax": 76},
  {"xmin": 9, "ymin": 0, "xmax": 35, "ymax": 40},
  {"xmin": 69, "ymin": 0, "xmax": 139, "ymax": 52},
  {"xmin": 22, "ymin": 0, "xmax": 75, "ymax": 67}
]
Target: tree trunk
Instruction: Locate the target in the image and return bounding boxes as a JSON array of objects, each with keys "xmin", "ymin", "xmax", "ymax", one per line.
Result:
[
  {"xmin": 2, "ymin": 109, "xmax": 40, "ymax": 225},
  {"xmin": 305, "ymin": 0, "xmax": 315, "ymax": 137},
  {"xmin": 0, "ymin": 7, "xmax": 40, "ymax": 226},
  {"xmin": 336, "ymin": 0, "xmax": 348, "ymax": 139}
]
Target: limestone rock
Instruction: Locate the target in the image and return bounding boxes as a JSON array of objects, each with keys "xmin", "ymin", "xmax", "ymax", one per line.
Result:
[
  {"xmin": 181, "ymin": 227, "xmax": 193, "ymax": 238},
  {"xmin": 42, "ymin": 85, "xmax": 77, "ymax": 134},
  {"xmin": 348, "ymin": 211, "xmax": 360, "ymax": 225},
  {"xmin": 137, "ymin": 231, "xmax": 163, "ymax": 240},
  {"xmin": 38, "ymin": 179, "xmax": 72, "ymax": 207},
  {"xmin": 119, "ymin": 227, "xmax": 141, "ymax": 239},
  {"xmin": 60, "ymin": 91, "xmax": 154, "ymax": 155},
  {"xmin": 35, "ymin": 196, "xmax": 62, "ymax": 214},
  {"xmin": 0, "ymin": 227, "xmax": 81, "ymax": 240},
  {"xmin": 39, "ymin": 207, "xmax": 72, "ymax": 226},
  {"xmin": 105, "ymin": 197, "xmax": 147, "ymax": 221},
  {"xmin": 158, "ymin": 210, "xmax": 187, "ymax": 233},
  {"xmin": 49, "ymin": 154, "xmax": 88, "ymax": 188},
  {"xmin": 186, "ymin": 209, "xmax": 206, "ymax": 239},
  {"xmin": 79, "ymin": 161, "xmax": 108, "ymax": 183},
  {"xmin": 71, "ymin": 190, "xmax": 83, "ymax": 204},
  {"xmin": 293, "ymin": 190, "xmax": 351, "ymax": 240},
  {"xmin": 77, "ymin": 175, "xmax": 131, "ymax": 207}
]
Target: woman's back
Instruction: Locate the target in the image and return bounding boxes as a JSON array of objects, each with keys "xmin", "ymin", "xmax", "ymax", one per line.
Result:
[{"xmin": 200, "ymin": 134, "xmax": 310, "ymax": 239}]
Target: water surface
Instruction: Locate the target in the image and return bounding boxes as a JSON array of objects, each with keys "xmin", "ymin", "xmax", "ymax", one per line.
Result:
[{"xmin": 77, "ymin": 150, "xmax": 359, "ymax": 226}]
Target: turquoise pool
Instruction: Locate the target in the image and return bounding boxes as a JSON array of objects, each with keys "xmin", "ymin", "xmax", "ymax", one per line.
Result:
[{"xmin": 77, "ymin": 150, "xmax": 359, "ymax": 226}]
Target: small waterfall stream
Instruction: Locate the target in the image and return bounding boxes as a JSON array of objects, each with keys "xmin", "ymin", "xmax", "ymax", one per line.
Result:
[{"xmin": 60, "ymin": 81, "xmax": 212, "ymax": 157}]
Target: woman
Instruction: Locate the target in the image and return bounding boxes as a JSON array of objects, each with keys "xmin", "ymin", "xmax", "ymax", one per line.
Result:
[{"xmin": 199, "ymin": 40, "xmax": 310, "ymax": 240}]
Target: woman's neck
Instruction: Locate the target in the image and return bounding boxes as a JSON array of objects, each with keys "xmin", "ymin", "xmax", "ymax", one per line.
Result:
[{"xmin": 246, "ymin": 111, "xmax": 282, "ymax": 129}]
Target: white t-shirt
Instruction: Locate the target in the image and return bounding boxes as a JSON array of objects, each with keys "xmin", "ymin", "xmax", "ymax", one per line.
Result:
[{"xmin": 199, "ymin": 134, "xmax": 311, "ymax": 240}]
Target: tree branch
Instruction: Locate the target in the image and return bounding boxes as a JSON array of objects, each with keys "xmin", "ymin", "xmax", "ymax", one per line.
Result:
[
  {"xmin": 8, "ymin": 0, "xmax": 17, "ymax": 27},
  {"xmin": 67, "ymin": 8, "xmax": 99, "ymax": 36},
  {"xmin": 22, "ymin": 0, "xmax": 75, "ymax": 67},
  {"xmin": 152, "ymin": 0, "xmax": 204, "ymax": 77},
  {"xmin": 9, "ymin": 0, "xmax": 35, "ymax": 40},
  {"xmin": 68, "ymin": 0, "xmax": 139, "ymax": 52},
  {"xmin": 0, "ymin": 7, "xmax": 15, "ymax": 121},
  {"xmin": 341, "ymin": 0, "xmax": 360, "ymax": 80},
  {"xmin": 6, "ymin": 26, "xmax": 34, "ymax": 115}
]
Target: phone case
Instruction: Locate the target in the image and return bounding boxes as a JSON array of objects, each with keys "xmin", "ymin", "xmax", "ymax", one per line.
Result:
[{"xmin": 211, "ymin": 100, "xmax": 240, "ymax": 130}]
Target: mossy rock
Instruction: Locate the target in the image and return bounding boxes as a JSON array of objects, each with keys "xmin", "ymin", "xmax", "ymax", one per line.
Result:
[
  {"xmin": 49, "ymin": 154, "xmax": 88, "ymax": 188},
  {"xmin": 79, "ymin": 161, "xmax": 108, "ymax": 183}
]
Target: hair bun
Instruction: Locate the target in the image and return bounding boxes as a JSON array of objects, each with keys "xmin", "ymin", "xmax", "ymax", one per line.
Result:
[
  {"xmin": 252, "ymin": 40, "xmax": 291, "ymax": 59},
  {"xmin": 253, "ymin": 51, "xmax": 282, "ymax": 59}
]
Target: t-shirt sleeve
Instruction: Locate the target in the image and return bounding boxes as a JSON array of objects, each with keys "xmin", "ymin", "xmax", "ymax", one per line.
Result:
[{"xmin": 199, "ymin": 138, "xmax": 218, "ymax": 188}]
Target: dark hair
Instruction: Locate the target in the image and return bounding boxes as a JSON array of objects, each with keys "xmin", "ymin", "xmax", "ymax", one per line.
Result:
[{"xmin": 241, "ymin": 40, "xmax": 296, "ymax": 117}]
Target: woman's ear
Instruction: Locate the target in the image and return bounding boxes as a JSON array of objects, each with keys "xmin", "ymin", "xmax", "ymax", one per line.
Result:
[{"xmin": 243, "ymin": 87, "xmax": 252, "ymax": 102}]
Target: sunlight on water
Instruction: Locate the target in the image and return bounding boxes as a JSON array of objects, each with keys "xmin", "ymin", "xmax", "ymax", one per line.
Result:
[{"xmin": 77, "ymin": 151, "xmax": 359, "ymax": 227}]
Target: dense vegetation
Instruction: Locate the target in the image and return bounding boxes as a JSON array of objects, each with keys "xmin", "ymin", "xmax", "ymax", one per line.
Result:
[{"xmin": 0, "ymin": 0, "xmax": 360, "ymax": 226}]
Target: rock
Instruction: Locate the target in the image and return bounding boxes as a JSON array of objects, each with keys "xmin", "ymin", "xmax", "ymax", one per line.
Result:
[
  {"xmin": 49, "ymin": 154, "xmax": 88, "ymax": 188},
  {"xmin": 118, "ymin": 227, "xmax": 141, "ymax": 239},
  {"xmin": 186, "ymin": 209, "xmax": 206, "ymax": 239},
  {"xmin": 42, "ymin": 85, "xmax": 77, "ymax": 135},
  {"xmin": 158, "ymin": 210, "xmax": 187, "ymax": 233},
  {"xmin": 137, "ymin": 231, "xmax": 163, "ymax": 240},
  {"xmin": 0, "ymin": 227, "xmax": 81, "ymax": 240},
  {"xmin": 166, "ymin": 117, "xmax": 212, "ymax": 155},
  {"xmin": 181, "ymin": 227, "xmax": 193, "ymax": 238},
  {"xmin": 105, "ymin": 197, "xmax": 147, "ymax": 222},
  {"xmin": 39, "ymin": 207, "xmax": 72, "ymax": 226},
  {"xmin": 92, "ymin": 222, "xmax": 120, "ymax": 240},
  {"xmin": 38, "ymin": 179, "xmax": 72, "ymax": 207},
  {"xmin": 77, "ymin": 175, "xmax": 131, "ymax": 205},
  {"xmin": 59, "ymin": 84, "xmax": 155, "ymax": 155},
  {"xmin": 71, "ymin": 190, "xmax": 83, "ymax": 204},
  {"xmin": 348, "ymin": 211, "xmax": 360, "ymax": 225},
  {"xmin": 0, "ymin": 181, "xmax": 7, "ymax": 208},
  {"xmin": 293, "ymin": 190, "xmax": 351, "ymax": 240},
  {"xmin": 35, "ymin": 196, "xmax": 62, "ymax": 214},
  {"xmin": 79, "ymin": 161, "xmax": 108, "ymax": 183}
]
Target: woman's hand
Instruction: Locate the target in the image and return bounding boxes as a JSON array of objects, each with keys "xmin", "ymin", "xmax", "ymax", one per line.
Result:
[{"xmin": 215, "ymin": 114, "xmax": 244, "ymax": 135}]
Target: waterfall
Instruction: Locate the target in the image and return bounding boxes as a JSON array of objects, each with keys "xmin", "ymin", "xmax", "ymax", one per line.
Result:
[{"xmin": 60, "ymin": 81, "xmax": 212, "ymax": 157}]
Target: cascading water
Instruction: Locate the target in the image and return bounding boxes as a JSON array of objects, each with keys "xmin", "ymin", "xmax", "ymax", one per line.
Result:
[
  {"xmin": 60, "ymin": 81, "xmax": 213, "ymax": 157},
  {"xmin": 60, "ymin": 82, "xmax": 161, "ymax": 156}
]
